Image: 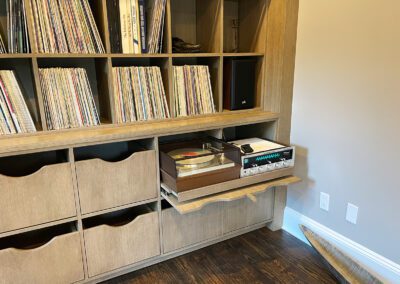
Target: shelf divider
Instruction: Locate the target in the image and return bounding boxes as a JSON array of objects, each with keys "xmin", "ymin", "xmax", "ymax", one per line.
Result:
[{"xmin": 30, "ymin": 58, "xmax": 47, "ymax": 131}]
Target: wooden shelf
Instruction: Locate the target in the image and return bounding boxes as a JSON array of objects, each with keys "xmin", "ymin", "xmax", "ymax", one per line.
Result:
[
  {"xmin": 0, "ymin": 110, "xmax": 278, "ymax": 156},
  {"xmin": 171, "ymin": 53, "xmax": 221, "ymax": 58},
  {"xmin": 0, "ymin": 52, "xmax": 265, "ymax": 59},
  {"xmin": 223, "ymin": 53, "xmax": 264, "ymax": 57},
  {"xmin": 0, "ymin": 54, "xmax": 34, "ymax": 58},
  {"xmin": 110, "ymin": 54, "xmax": 170, "ymax": 58},
  {"xmin": 34, "ymin": 53, "xmax": 108, "ymax": 58},
  {"xmin": 81, "ymin": 198, "xmax": 159, "ymax": 219},
  {"xmin": 0, "ymin": 217, "xmax": 78, "ymax": 239},
  {"xmin": 162, "ymin": 176, "xmax": 301, "ymax": 214}
]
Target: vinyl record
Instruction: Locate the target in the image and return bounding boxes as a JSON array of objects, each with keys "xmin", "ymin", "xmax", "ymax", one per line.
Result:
[{"xmin": 168, "ymin": 148, "xmax": 215, "ymax": 169}]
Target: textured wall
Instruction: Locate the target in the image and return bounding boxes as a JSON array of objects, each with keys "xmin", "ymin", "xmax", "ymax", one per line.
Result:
[{"xmin": 288, "ymin": 0, "xmax": 400, "ymax": 263}]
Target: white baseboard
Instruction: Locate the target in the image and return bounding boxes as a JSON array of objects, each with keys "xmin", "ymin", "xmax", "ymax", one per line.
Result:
[{"xmin": 283, "ymin": 207, "xmax": 400, "ymax": 284}]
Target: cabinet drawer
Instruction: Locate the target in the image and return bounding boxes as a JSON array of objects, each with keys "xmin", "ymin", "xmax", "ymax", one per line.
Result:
[
  {"xmin": 223, "ymin": 189, "xmax": 274, "ymax": 234},
  {"xmin": 0, "ymin": 232, "xmax": 84, "ymax": 284},
  {"xmin": 76, "ymin": 150, "xmax": 158, "ymax": 214},
  {"xmin": 0, "ymin": 163, "xmax": 76, "ymax": 233},
  {"xmin": 162, "ymin": 203, "xmax": 223, "ymax": 253},
  {"xmin": 84, "ymin": 211, "xmax": 160, "ymax": 277}
]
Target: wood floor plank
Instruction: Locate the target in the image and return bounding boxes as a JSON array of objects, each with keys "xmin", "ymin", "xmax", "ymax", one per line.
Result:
[{"xmin": 103, "ymin": 228, "xmax": 338, "ymax": 284}]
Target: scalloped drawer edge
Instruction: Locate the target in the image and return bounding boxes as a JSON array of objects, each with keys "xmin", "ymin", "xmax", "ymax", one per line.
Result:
[
  {"xmin": 0, "ymin": 163, "xmax": 76, "ymax": 233},
  {"xmin": 84, "ymin": 211, "xmax": 161, "ymax": 277},
  {"xmin": 0, "ymin": 232, "xmax": 84, "ymax": 284},
  {"xmin": 76, "ymin": 150, "xmax": 158, "ymax": 214}
]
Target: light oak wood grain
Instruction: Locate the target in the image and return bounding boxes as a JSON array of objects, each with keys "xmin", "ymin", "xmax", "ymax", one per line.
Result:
[
  {"xmin": 223, "ymin": 188, "xmax": 274, "ymax": 233},
  {"xmin": 77, "ymin": 221, "xmax": 267, "ymax": 284},
  {"xmin": 162, "ymin": 203, "xmax": 223, "ymax": 253},
  {"xmin": 96, "ymin": 0, "xmax": 111, "ymax": 53},
  {"xmin": 267, "ymin": 185, "xmax": 287, "ymax": 231},
  {"xmin": 84, "ymin": 212, "xmax": 160, "ymax": 277},
  {"xmin": 239, "ymin": 0, "xmax": 268, "ymax": 53},
  {"xmin": 162, "ymin": 176, "xmax": 301, "ymax": 214},
  {"xmin": 264, "ymin": 0, "xmax": 299, "ymax": 231},
  {"xmin": 0, "ymin": 110, "xmax": 278, "ymax": 157},
  {"xmin": 76, "ymin": 150, "xmax": 158, "ymax": 215},
  {"xmin": 0, "ymin": 232, "xmax": 84, "ymax": 284},
  {"xmin": 196, "ymin": 0, "xmax": 222, "ymax": 53},
  {"xmin": 0, "ymin": 163, "xmax": 76, "ymax": 234},
  {"xmin": 264, "ymin": 0, "xmax": 299, "ymax": 144}
]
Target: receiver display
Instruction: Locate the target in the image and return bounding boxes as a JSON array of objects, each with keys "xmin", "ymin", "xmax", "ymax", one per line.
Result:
[{"xmin": 243, "ymin": 149, "xmax": 293, "ymax": 169}]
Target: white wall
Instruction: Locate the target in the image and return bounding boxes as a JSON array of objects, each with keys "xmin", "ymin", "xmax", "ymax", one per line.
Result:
[{"xmin": 288, "ymin": 0, "xmax": 400, "ymax": 265}]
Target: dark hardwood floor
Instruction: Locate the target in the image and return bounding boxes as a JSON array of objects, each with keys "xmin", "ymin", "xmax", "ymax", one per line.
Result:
[{"xmin": 104, "ymin": 228, "xmax": 338, "ymax": 284}]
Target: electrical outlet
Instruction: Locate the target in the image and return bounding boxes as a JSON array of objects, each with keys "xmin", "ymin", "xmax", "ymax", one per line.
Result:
[
  {"xmin": 320, "ymin": 192, "xmax": 330, "ymax": 211},
  {"xmin": 346, "ymin": 203, "xmax": 358, "ymax": 224}
]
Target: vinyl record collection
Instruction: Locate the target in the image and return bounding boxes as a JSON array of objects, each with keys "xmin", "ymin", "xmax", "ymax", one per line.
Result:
[
  {"xmin": 147, "ymin": 0, "xmax": 166, "ymax": 53},
  {"xmin": 39, "ymin": 68, "xmax": 100, "ymax": 130},
  {"xmin": 0, "ymin": 35, "xmax": 6, "ymax": 53},
  {"xmin": 113, "ymin": 66, "xmax": 170, "ymax": 123},
  {"xmin": 30, "ymin": 0, "xmax": 105, "ymax": 53},
  {"xmin": 0, "ymin": 70, "xmax": 36, "ymax": 135},
  {"xmin": 108, "ymin": 0, "xmax": 166, "ymax": 54},
  {"xmin": 7, "ymin": 0, "xmax": 31, "ymax": 53},
  {"xmin": 173, "ymin": 65, "xmax": 216, "ymax": 117}
]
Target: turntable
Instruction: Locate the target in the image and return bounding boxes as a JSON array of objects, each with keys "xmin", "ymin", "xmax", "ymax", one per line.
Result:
[{"xmin": 159, "ymin": 137, "xmax": 241, "ymax": 193}]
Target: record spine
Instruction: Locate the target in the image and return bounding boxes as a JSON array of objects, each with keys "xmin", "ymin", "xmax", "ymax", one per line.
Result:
[{"xmin": 138, "ymin": 0, "xmax": 147, "ymax": 53}]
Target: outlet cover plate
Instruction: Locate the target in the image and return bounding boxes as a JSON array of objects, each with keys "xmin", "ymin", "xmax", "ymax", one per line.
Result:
[
  {"xmin": 320, "ymin": 192, "xmax": 330, "ymax": 211},
  {"xmin": 346, "ymin": 203, "xmax": 358, "ymax": 224}
]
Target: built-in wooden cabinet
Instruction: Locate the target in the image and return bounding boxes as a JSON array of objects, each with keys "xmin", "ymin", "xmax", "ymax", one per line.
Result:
[{"xmin": 0, "ymin": 0, "xmax": 299, "ymax": 282}]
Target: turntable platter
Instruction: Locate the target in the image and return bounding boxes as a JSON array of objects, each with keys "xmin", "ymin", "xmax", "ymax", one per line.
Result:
[{"xmin": 168, "ymin": 148, "xmax": 215, "ymax": 169}]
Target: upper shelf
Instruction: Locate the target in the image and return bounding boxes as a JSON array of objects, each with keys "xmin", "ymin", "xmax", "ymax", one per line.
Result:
[
  {"xmin": 0, "ymin": 110, "xmax": 279, "ymax": 157},
  {"xmin": 0, "ymin": 53, "xmax": 264, "ymax": 59}
]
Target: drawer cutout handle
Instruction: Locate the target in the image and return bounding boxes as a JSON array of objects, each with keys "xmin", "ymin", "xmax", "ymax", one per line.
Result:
[{"xmin": 246, "ymin": 193, "xmax": 257, "ymax": 203}]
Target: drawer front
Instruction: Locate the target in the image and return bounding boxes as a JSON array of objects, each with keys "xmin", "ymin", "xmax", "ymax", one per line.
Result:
[
  {"xmin": 223, "ymin": 189, "xmax": 274, "ymax": 234},
  {"xmin": 0, "ymin": 232, "xmax": 84, "ymax": 284},
  {"xmin": 84, "ymin": 211, "xmax": 160, "ymax": 277},
  {"xmin": 76, "ymin": 150, "xmax": 158, "ymax": 215},
  {"xmin": 162, "ymin": 203, "xmax": 223, "ymax": 253},
  {"xmin": 0, "ymin": 163, "xmax": 76, "ymax": 233}
]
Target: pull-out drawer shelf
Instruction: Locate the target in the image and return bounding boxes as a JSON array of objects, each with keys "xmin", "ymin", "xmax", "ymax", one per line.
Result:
[
  {"xmin": 162, "ymin": 176, "xmax": 300, "ymax": 214},
  {"xmin": 162, "ymin": 167, "xmax": 294, "ymax": 202}
]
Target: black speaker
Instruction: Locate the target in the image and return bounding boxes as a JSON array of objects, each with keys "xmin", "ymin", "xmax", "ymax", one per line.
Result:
[{"xmin": 224, "ymin": 59, "xmax": 256, "ymax": 111}]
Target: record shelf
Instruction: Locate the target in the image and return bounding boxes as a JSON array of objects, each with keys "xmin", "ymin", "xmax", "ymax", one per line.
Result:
[{"xmin": 0, "ymin": 0, "xmax": 300, "ymax": 283}]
